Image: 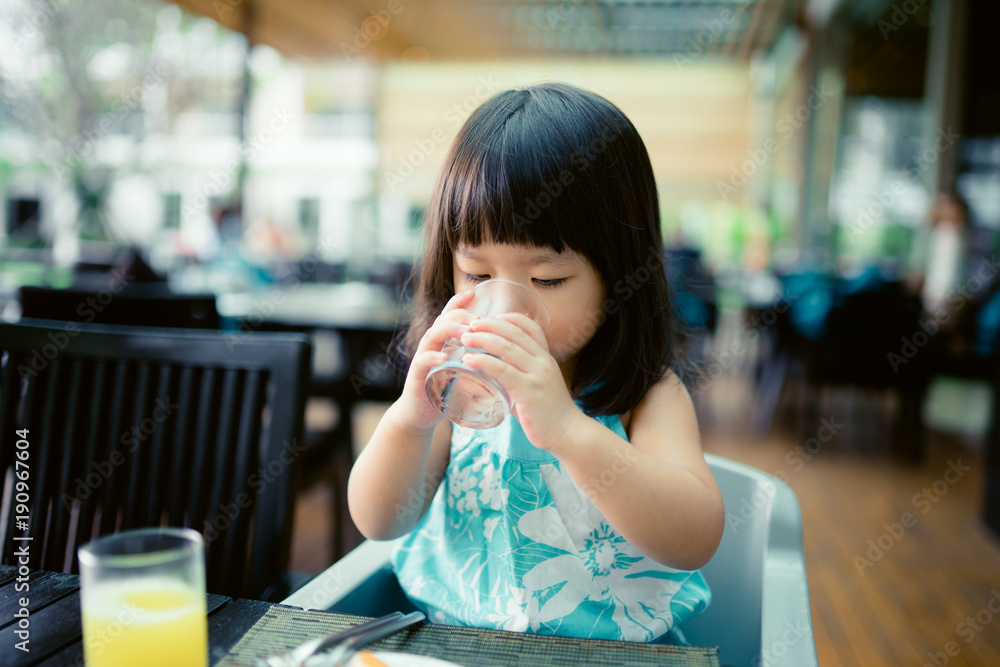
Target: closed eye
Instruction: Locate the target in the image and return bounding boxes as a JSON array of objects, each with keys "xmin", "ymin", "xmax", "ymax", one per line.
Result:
[
  {"xmin": 533, "ymin": 278, "xmax": 567, "ymax": 288},
  {"xmin": 464, "ymin": 273, "xmax": 490, "ymax": 283}
]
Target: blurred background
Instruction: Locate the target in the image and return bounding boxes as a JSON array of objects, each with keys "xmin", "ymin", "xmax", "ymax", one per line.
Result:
[{"xmin": 1, "ymin": 0, "xmax": 999, "ymax": 665}]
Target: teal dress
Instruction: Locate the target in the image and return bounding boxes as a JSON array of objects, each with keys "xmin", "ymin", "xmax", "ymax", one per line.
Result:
[{"xmin": 391, "ymin": 412, "xmax": 711, "ymax": 642}]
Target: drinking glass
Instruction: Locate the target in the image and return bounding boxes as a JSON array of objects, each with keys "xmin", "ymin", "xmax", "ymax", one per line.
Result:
[
  {"xmin": 78, "ymin": 527, "xmax": 208, "ymax": 667},
  {"xmin": 425, "ymin": 279, "xmax": 549, "ymax": 429}
]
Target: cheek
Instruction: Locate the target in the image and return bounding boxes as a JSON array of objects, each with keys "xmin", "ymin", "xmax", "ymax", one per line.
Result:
[{"xmin": 547, "ymin": 312, "xmax": 601, "ymax": 360}]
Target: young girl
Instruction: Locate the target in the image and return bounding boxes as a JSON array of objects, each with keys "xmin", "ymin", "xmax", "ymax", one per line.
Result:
[{"xmin": 347, "ymin": 82, "xmax": 724, "ymax": 643}]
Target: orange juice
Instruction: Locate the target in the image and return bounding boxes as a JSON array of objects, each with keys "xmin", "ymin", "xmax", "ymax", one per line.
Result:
[{"xmin": 82, "ymin": 578, "xmax": 207, "ymax": 667}]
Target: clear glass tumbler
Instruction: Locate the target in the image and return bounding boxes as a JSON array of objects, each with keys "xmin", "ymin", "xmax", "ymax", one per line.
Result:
[
  {"xmin": 78, "ymin": 527, "xmax": 208, "ymax": 667},
  {"xmin": 425, "ymin": 279, "xmax": 549, "ymax": 429}
]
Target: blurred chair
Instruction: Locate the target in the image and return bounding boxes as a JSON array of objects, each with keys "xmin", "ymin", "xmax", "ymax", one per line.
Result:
[
  {"xmin": 365, "ymin": 259, "xmax": 414, "ymax": 300},
  {"xmin": 281, "ymin": 454, "xmax": 818, "ymax": 667},
  {"xmin": 665, "ymin": 247, "xmax": 717, "ymax": 334},
  {"xmin": 0, "ymin": 319, "xmax": 311, "ymax": 600},
  {"xmin": 748, "ymin": 269, "xmax": 835, "ymax": 436},
  {"xmin": 918, "ymin": 278, "xmax": 1000, "ymax": 527},
  {"xmin": 312, "ymin": 328, "xmax": 406, "ymax": 560},
  {"xmin": 19, "ymin": 284, "xmax": 221, "ymax": 330},
  {"xmin": 304, "ymin": 261, "xmax": 347, "ymax": 284},
  {"xmin": 751, "ymin": 269, "xmax": 926, "ymax": 456}
]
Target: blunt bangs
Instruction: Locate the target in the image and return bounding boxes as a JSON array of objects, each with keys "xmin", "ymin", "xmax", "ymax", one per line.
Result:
[{"xmin": 438, "ymin": 86, "xmax": 630, "ymax": 262}]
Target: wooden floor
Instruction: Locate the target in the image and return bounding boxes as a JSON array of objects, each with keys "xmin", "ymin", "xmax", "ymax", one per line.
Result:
[{"xmin": 288, "ymin": 373, "xmax": 1000, "ymax": 667}]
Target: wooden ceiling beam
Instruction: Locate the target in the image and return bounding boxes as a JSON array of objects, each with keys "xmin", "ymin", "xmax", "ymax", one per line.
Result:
[
  {"xmin": 167, "ymin": 0, "xmax": 798, "ymax": 62},
  {"xmin": 755, "ymin": 0, "xmax": 795, "ymax": 59},
  {"xmin": 720, "ymin": 1, "xmax": 755, "ymax": 58},
  {"xmin": 737, "ymin": 0, "xmax": 769, "ymax": 59}
]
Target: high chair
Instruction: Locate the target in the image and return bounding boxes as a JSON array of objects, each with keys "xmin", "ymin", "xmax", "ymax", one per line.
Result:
[{"xmin": 284, "ymin": 453, "xmax": 818, "ymax": 667}]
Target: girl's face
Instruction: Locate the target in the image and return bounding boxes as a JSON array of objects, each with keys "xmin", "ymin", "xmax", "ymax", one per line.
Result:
[{"xmin": 452, "ymin": 241, "xmax": 607, "ymax": 380}]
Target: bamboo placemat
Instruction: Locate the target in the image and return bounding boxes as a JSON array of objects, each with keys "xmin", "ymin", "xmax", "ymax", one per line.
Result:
[{"xmin": 217, "ymin": 606, "xmax": 720, "ymax": 667}]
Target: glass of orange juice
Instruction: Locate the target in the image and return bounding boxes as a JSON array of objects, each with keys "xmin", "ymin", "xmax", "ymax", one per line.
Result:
[{"xmin": 78, "ymin": 527, "xmax": 208, "ymax": 667}]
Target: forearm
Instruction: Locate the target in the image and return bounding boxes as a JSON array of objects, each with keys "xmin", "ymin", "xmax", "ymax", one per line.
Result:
[
  {"xmin": 553, "ymin": 415, "xmax": 723, "ymax": 571},
  {"xmin": 346, "ymin": 402, "xmax": 442, "ymax": 540}
]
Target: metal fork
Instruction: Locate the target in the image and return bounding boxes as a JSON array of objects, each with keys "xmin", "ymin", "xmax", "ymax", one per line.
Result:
[
  {"xmin": 256, "ymin": 611, "xmax": 423, "ymax": 667},
  {"xmin": 308, "ymin": 611, "xmax": 425, "ymax": 667}
]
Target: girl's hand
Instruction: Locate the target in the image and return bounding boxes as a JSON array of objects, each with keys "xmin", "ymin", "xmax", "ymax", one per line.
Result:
[
  {"xmin": 459, "ymin": 314, "xmax": 584, "ymax": 454},
  {"xmin": 396, "ymin": 290, "xmax": 477, "ymax": 432}
]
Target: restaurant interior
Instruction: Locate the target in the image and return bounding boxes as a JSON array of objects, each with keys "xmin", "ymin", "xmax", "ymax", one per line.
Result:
[{"xmin": 1, "ymin": 0, "xmax": 1000, "ymax": 665}]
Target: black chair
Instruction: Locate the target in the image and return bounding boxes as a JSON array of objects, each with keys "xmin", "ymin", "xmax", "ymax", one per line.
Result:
[
  {"xmin": 19, "ymin": 284, "xmax": 221, "ymax": 330},
  {"xmin": 0, "ymin": 319, "xmax": 311, "ymax": 600},
  {"xmin": 750, "ymin": 274, "xmax": 926, "ymax": 454}
]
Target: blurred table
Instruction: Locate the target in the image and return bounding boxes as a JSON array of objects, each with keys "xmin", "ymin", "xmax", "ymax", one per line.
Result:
[
  {"xmin": 215, "ymin": 280, "xmax": 409, "ymax": 404},
  {"xmin": 216, "ymin": 281, "xmax": 407, "ymax": 332}
]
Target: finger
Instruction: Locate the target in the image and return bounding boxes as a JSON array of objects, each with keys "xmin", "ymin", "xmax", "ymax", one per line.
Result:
[
  {"xmin": 408, "ymin": 349, "xmax": 449, "ymax": 383},
  {"xmin": 497, "ymin": 310, "xmax": 545, "ymax": 332},
  {"xmin": 416, "ymin": 294, "xmax": 477, "ymax": 354},
  {"xmin": 426, "ymin": 294, "xmax": 477, "ymax": 331},
  {"xmin": 459, "ymin": 330, "xmax": 536, "ymax": 373},
  {"xmin": 495, "ymin": 312, "xmax": 548, "ymax": 350},
  {"xmin": 462, "ymin": 350, "xmax": 519, "ymax": 388},
  {"xmin": 468, "ymin": 316, "xmax": 547, "ymax": 355},
  {"xmin": 416, "ymin": 318, "xmax": 470, "ymax": 355},
  {"xmin": 442, "ymin": 289, "xmax": 476, "ymax": 313}
]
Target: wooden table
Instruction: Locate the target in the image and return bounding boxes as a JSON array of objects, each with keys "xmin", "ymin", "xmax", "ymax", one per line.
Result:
[
  {"xmin": 0, "ymin": 565, "xmax": 276, "ymax": 667},
  {"xmin": 0, "ymin": 566, "xmax": 721, "ymax": 666}
]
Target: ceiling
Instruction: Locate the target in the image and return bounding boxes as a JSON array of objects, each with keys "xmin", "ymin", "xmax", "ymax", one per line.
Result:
[{"xmin": 171, "ymin": 0, "xmax": 803, "ymax": 61}]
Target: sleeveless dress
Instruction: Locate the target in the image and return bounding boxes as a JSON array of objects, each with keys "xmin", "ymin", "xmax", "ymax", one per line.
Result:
[{"xmin": 391, "ymin": 412, "xmax": 711, "ymax": 642}]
